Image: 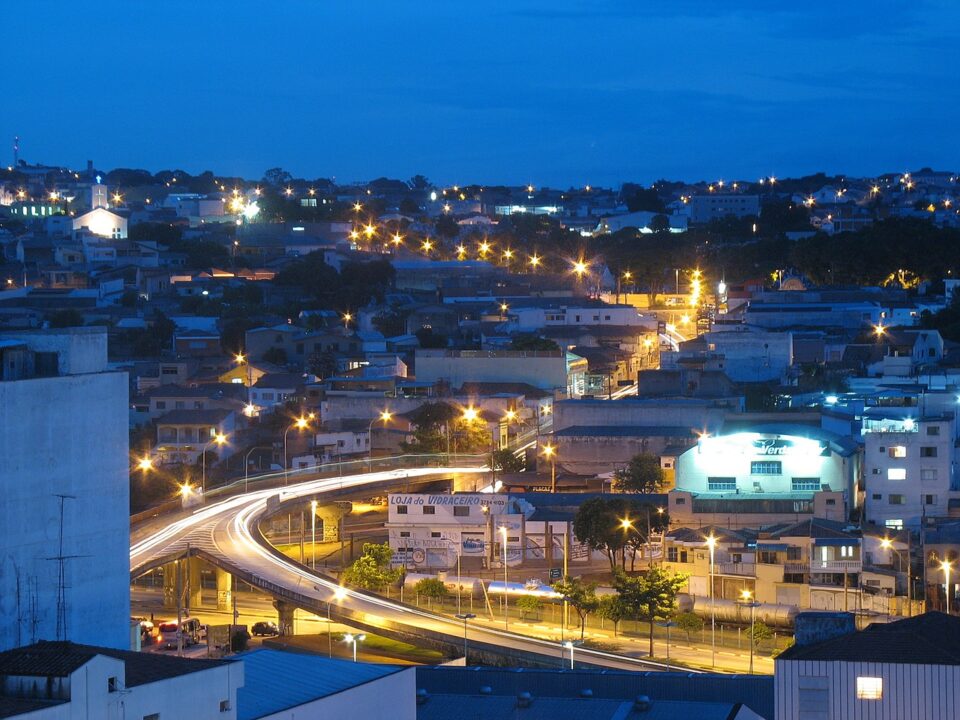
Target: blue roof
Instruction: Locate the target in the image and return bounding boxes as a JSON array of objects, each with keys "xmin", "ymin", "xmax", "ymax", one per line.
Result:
[{"xmin": 235, "ymin": 649, "xmax": 406, "ymax": 720}]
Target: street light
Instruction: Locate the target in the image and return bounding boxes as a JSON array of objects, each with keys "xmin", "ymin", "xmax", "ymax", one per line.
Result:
[
  {"xmin": 563, "ymin": 640, "xmax": 576, "ymax": 669},
  {"xmin": 137, "ymin": 456, "xmax": 153, "ymax": 472},
  {"xmin": 283, "ymin": 416, "xmax": 311, "ymax": 483},
  {"xmin": 542, "ymin": 443, "xmax": 557, "ymax": 493},
  {"xmin": 179, "ymin": 481, "xmax": 193, "ymax": 500},
  {"xmin": 499, "ymin": 526, "xmax": 509, "ymax": 630},
  {"xmin": 368, "ymin": 410, "xmax": 393, "ymax": 463},
  {"xmin": 310, "ymin": 500, "xmax": 318, "ymax": 569},
  {"xmin": 880, "ymin": 535, "xmax": 913, "ymax": 615},
  {"xmin": 739, "ymin": 589, "xmax": 761, "ymax": 674},
  {"xmin": 342, "ymin": 312, "xmax": 353, "ymax": 330},
  {"xmin": 455, "ymin": 612, "xmax": 476, "ymax": 662},
  {"xmin": 942, "ymin": 560, "xmax": 953, "ymax": 614},
  {"xmin": 325, "ymin": 586, "xmax": 348, "ymax": 657},
  {"xmin": 200, "ymin": 433, "xmax": 228, "ymax": 494},
  {"xmin": 706, "ymin": 534, "xmax": 717, "ymax": 668},
  {"xmin": 343, "ymin": 632, "xmax": 366, "ymax": 662}
]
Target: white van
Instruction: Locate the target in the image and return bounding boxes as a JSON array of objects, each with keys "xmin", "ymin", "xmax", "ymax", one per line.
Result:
[{"xmin": 158, "ymin": 618, "xmax": 202, "ymax": 650}]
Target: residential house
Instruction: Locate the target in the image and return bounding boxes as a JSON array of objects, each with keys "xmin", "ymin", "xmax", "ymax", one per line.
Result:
[{"xmin": 154, "ymin": 408, "xmax": 237, "ymax": 465}]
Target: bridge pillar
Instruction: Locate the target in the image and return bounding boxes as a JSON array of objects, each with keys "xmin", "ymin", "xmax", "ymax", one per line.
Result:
[
  {"xmin": 162, "ymin": 561, "xmax": 179, "ymax": 609},
  {"xmin": 273, "ymin": 600, "xmax": 296, "ymax": 636},
  {"xmin": 186, "ymin": 556, "xmax": 204, "ymax": 610},
  {"xmin": 216, "ymin": 568, "xmax": 232, "ymax": 611},
  {"xmin": 315, "ymin": 503, "xmax": 346, "ymax": 542}
]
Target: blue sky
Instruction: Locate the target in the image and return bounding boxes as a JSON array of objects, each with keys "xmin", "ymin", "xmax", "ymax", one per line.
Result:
[{"xmin": 5, "ymin": 1, "xmax": 958, "ymax": 186}]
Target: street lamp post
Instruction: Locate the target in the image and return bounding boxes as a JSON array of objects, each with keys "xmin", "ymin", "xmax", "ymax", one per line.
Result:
[
  {"xmin": 563, "ymin": 640, "xmax": 575, "ymax": 669},
  {"xmin": 283, "ymin": 416, "xmax": 311, "ymax": 484},
  {"xmin": 542, "ymin": 443, "xmax": 557, "ymax": 493},
  {"xmin": 310, "ymin": 500, "xmax": 318, "ymax": 570},
  {"xmin": 367, "ymin": 410, "xmax": 393, "ymax": 466},
  {"xmin": 739, "ymin": 589, "xmax": 761, "ymax": 674},
  {"xmin": 942, "ymin": 560, "xmax": 953, "ymax": 614},
  {"xmin": 881, "ymin": 535, "xmax": 913, "ymax": 616},
  {"xmin": 455, "ymin": 612, "xmax": 476, "ymax": 662},
  {"xmin": 706, "ymin": 534, "xmax": 717, "ymax": 668},
  {"xmin": 500, "ymin": 525, "xmax": 509, "ymax": 630},
  {"xmin": 243, "ymin": 445, "xmax": 272, "ymax": 493},
  {"xmin": 200, "ymin": 433, "xmax": 228, "ymax": 494},
  {"xmin": 343, "ymin": 632, "xmax": 366, "ymax": 662}
]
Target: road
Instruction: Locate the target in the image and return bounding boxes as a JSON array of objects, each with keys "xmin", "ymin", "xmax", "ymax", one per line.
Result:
[{"xmin": 130, "ymin": 466, "xmax": 690, "ymax": 672}]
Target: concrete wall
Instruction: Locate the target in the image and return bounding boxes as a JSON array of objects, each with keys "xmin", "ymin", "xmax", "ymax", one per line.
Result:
[
  {"xmin": 415, "ymin": 351, "xmax": 568, "ymax": 393},
  {"xmin": 0, "ymin": 327, "xmax": 108, "ymax": 375},
  {"xmin": 553, "ymin": 398, "xmax": 727, "ymax": 433},
  {"xmin": 0, "ymin": 369, "xmax": 130, "ymax": 651}
]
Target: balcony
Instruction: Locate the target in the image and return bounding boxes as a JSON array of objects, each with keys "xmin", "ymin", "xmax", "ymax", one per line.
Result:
[
  {"xmin": 810, "ymin": 559, "xmax": 861, "ymax": 573},
  {"xmin": 716, "ymin": 562, "xmax": 756, "ymax": 577},
  {"xmin": 784, "ymin": 561, "xmax": 809, "ymax": 574}
]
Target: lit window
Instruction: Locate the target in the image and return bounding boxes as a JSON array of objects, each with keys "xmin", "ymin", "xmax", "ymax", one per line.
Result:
[
  {"xmin": 888, "ymin": 446, "xmax": 906, "ymax": 458},
  {"xmin": 856, "ymin": 676, "xmax": 883, "ymax": 700},
  {"xmin": 887, "ymin": 468, "xmax": 906, "ymax": 480}
]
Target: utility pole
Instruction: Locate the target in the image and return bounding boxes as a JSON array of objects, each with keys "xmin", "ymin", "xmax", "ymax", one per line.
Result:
[{"xmin": 47, "ymin": 494, "xmax": 82, "ymax": 642}]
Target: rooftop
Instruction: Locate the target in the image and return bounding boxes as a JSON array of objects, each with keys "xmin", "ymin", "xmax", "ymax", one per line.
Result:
[
  {"xmin": 0, "ymin": 640, "xmax": 228, "ymax": 688},
  {"xmin": 778, "ymin": 612, "xmax": 960, "ymax": 665},
  {"xmin": 235, "ymin": 649, "xmax": 406, "ymax": 720}
]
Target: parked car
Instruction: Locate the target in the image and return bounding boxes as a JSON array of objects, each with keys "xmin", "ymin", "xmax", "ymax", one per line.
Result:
[
  {"xmin": 251, "ymin": 621, "xmax": 280, "ymax": 637},
  {"xmin": 158, "ymin": 618, "xmax": 203, "ymax": 649}
]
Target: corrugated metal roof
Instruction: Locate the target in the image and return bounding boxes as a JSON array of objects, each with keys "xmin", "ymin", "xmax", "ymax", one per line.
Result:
[
  {"xmin": 416, "ymin": 694, "xmax": 741, "ymax": 720},
  {"xmin": 236, "ymin": 649, "xmax": 406, "ymax": 720}
]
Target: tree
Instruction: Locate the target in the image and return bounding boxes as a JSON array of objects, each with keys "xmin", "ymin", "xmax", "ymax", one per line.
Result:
[
  {"xmin": 510, "ymin": 334, "xmax": 560, "ymax": 352},
  {"xmin": 47, "ymin": 309, "xmax": 84, "ymax": 328},
  {"xmin": 435, "ymin": 214, "xmax": 460, "ymax": 239},
  {"xmin": 674, "ymin": 611, "xmax": 704, "ymax": 641},
  {"xmin": 263, "ymin": 167, "xmax": 293, "ymax": 187},
  {"xmin": 415, "ymin": 327, "xmax": 448, "ymax": 349},
  {"xmin": 649, "ymin": 214, "xmax": 670, "ymax": 234},
  {"xmin": 613, "ymin": 453, "xmax": 665, "ymax": 494},
  {"xmin": 613, "ymin": 567, "xmax": 688, "ymax": 657},
  {"xmin": 622, "ymin": 185, "xmax": 666, "ymax": 213},
  {"xmin": 573, "ymin": 497, "xmax": 627, "ymax": 571},
  {"xmin": 408, "ymin": 175, "xmax": 431, "ymax": 190},
  {"xmin": 414, "ymin": 578, "xmax": 449, "ymax": 608},
  {"xmin": 263, "ymin": 347, "xmax": 288, "ymax": 366},
  {"xmin": 342, "ymin": 542, "xmax": 402, "ymax": 591},
  {"xmin": 622, "ymin": 507, "xmax": 670, "ymax": 571},
  {"xmin": 516, "ymin": 595, "xmax": 543, "ymax": 620},
  {"xmin": 490, "ymin": 448, "xmax": 525, "ymax": 473},
  {"xmin": 551, "ymin": 576, "xmax": 598, "ymax": 640},
  {"xmin": 749, "ymin": 620, "xmax": 773, "ymax": 649},
  {"xmin": 596, "ymin": 595, "xmax": 628, "ymax": 636}
]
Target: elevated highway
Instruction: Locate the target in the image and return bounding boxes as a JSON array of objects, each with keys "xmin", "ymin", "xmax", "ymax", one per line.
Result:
[{"xmin": 130, "ymin": 458, "xmax": 694, "ymax": 672}]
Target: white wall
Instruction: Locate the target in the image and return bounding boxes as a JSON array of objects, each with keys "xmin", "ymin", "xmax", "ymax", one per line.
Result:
[
  {"xmin": 775, "ymin": 659, "xmax": 960, "ymax": 720},
  {"xmin": 0, "ymin": 369, "xmax": 130, "ymax": 651}
]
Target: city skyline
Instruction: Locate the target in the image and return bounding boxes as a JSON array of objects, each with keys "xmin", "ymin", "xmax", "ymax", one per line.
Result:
[{"xmin": 5, "ymin": 1, "xmax": 959, "ymax": 186}]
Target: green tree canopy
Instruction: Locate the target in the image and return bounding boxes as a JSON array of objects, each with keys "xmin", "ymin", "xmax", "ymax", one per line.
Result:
[
  {"xmin": 490, "ymin": 448, "xmax": 525, "ymax": 473},
  {"xmin": 342, "ymin": 543, "xmax": 402, "ymax": 591},
  {"xmin": 613, "ymin": 567, "xmax": 688, "ymax": 657},
  {"xmin": 551, "ymin": 575, "xmax": 598, "ymax": 640},
  {"xmin": 613, "ymin": 453, "xmax": 665, "ymax": 494}
]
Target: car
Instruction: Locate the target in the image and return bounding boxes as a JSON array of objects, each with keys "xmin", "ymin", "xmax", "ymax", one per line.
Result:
[{"xmin": 251, "ymin": 621, "xmax": 280, "ymax": 637}]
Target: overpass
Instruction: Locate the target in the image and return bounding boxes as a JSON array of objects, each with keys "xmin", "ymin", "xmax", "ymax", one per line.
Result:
[{"xmin": 130, "ymin": 457, "xmax": 693, "ymax": 672}]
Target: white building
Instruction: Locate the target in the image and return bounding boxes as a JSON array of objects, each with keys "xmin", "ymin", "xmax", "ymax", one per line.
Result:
[
  {"xmin": 386, "ymin": 492, "xmax": 585, "ymax": 571},
  {"xmin": 71, "ymin": 207, "xmax": 128, "ymax": 239},
  {"xmin": 775, "ymin": 611, "xmax": 960, "ymax": 720},
  {"xmin": 0, "ymin": 328, "xmax": 130, "ymax": 652},
  {"xmin": 510, "ymin": 303, "xmax": 650, "ymax": 332},
  {"xmin": 414, "ymin": 349, "xmax": 588, "ymax": 397},
  {"xmin": 862, "ymin": 408, "xmax": 956, "ymax": 530},
  {"xmin": 688, "ymin": 194, "xmax": 760, "ymax": 223},
  {"xmin": 0, "ymin": 640, "xmax": 243, "ymax": 719}
]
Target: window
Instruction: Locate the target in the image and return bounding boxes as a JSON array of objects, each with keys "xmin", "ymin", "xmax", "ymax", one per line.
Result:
[
  {"xmin": 675, "ymin": 497, "xmax": 686, "ymax": 504},
  {"xmin": 453, "ymin": 506, "xmax": 470, "ymax": 517},
  {"xmin": 872, "ymin": 493, "xmax": 882, "ymax": 500},
  {"xmin": 925, "ymin": 494, "xmax": 937, "ymax": 505},
  {"xmin": 108, "ymin": 677, "xmax": 118, "ymax": 692},
  {"xmin": 871, "ymin": 468, "xmax": 880, "ymax": 475},
  {"xmin": 921, "ymin": 469, "xmax": 938, "ymax": 481},
  {"xmin": 162, "ymin": 366, "xmax": 178, "ymax": 375},
  {"xmin": 920, "ymin": 446, "xmax": 938, "ymax": 458},
  {"xmin": 431, "ymin": 532, "xmax": 441, "ymax": 538},
  {"xmin": 667, "ymin": 547, "xmax": 678, "ymax": 562},
  {"xmin": 707, "ymin": 477, "xmax": 737, "ymax": 492},
  {"xmin": 792, "ymin": 478, "xmax": 821, "ymax": 492},
  {"xmin": 750, "ymin": 461, "xmax": 782, "ymax": 475},
  {"xmin": 396, "ymin": 505, "xmax": 408, "ymax": 515},
  {"xmin": 144, "ymin": 714, "xmax": 160, "ymax": 720},
  {"xmin": 156, "ymin": 401, "xmax": 166, "ymax": 410},
  {"xmin": 888, "ymin": 446, "xmax": 906, "ymax": 458},
  {"xmin": 826, "ymin": 498, "xmax": 836, "ymax": 506},
  {"xmin": 927, "ymin": 425, "xmax": 941, "ymax": 436},
  {"xmin": 856, "ymin": 677, "xmax": 883, "ymax": 700},
  {"xmin": 422, "ymin": 506, "xmax": 436, "ymax": 515},
  {"xmin": 887, "ymin": 468, "xmax": 906, "ymax": 480},
  {"xmin": 888, "ymin": 494, "xmax": 905, "ymax": 505},
  {"xmin": 399, "ymin": 531, "xmax": 410, "ymax": 537},
  {"xmin": 885, "ymin": 519, "xmax": 903, "ymax": 529},
  {"xmin": 220, "ymin": 700, "xmax": 231, "ymax": 712}
]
